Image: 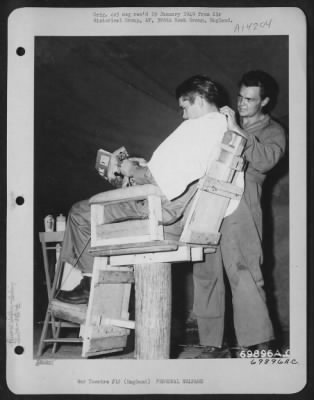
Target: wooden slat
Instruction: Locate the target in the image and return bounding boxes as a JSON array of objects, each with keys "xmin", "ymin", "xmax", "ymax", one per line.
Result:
[
  {"xmin": 82, "ymin": 337, "xmax": 127, "ymax": 358},
  {"xmin": 180, "ymin": 189, "xmax": 228, "ymax": 244},
  {"xmin": 43, "ymin": 338, "xmax": 82, "ymax": 343},
  {"xmin": 147, "ymin": 194, "xmax": 164, "ymax": 240},
  {"xmin": 230, "ymin": 155, "xmax": 245, "ymax": 171},
  {"xmin": 89, "ymin": 184, "xmax": 162, "ymax": 204},
  {"xmin": 96, "ymin": 219, "xmax": 149, "ymax": 238},
  {"xmin": 50, "ymin": 300, "xmax": 87, "ymax": 324},
  {"xmin": 184, "ymin": 230, "xmax": 221, "ymax": 246},
  {"xmin": 89, "ymin": 240, "xmax": 179, "ymax": 256},
  {"xmin": 98, "ymin": 265, "xmax": 133, "ymax": 272},
  {"xmin": 81, "ymin": 258, "xmax": 132, "ymax": 357},
  {"xmin": 39, "ymin": 231, "xmax": 64, "ymax": 243},
  {"xmin": 204, "ymin": 246, "xmax": 218, "ymax": 254},
  {"xmin": 200, "ymin": 176, "xmax": 244, "ymax": 199},
  {"xmin": 107, "ymin": 246, "xmax": 198, "ymax": 266},
  {"xmin": 93, "ymin": 234, "xmax": 155, "ymax": 247},
  {"xmin": 90, "ymin": 203, "xmax": 105, "ymax": 248},
  {"xmin": 216, "ymin": 148, "xmax": 235, "ymax": 165},
  {"xmin": 91, "ymin": 320, "xmax": 128, "ymax": 336},
  {"xmin": 47, "ymin": 321, "xmax": 78, "ymax": 327},
  {"xmin": 99, "ymin": 318, "xmax": 135, "ymax": 330},
  {"xmin": 120, "ymin": 280, "xmax": 132, "ymax": 321},
  {"xmin": 98, "ymin": 270, "xmax": 134, "ymax": 284},
  {"xmin": 190, "ymin": 246, "xmax": 208, "ymax": 261}
]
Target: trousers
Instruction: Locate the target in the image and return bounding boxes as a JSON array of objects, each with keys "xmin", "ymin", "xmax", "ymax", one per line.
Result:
[
  {"xmin": 60, "ymin": 182, "xmax": 198, "ymax": 273},
  {"xmin": 193, "ymin": 176, "xmax": 274, "ymax": 347}
]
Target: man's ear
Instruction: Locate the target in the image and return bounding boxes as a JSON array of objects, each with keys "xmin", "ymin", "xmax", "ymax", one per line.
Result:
[
  {"xmin": 195, "ymin": 95, "xmax": 204, "ymax": 107},
  {"xmin": 261, "ymin": 96, "xmax": 270, "ymax": 108}
]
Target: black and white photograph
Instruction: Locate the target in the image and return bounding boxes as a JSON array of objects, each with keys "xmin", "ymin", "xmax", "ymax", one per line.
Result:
[{"xmin": 5, "ymin": 5, "xmax": 307, "ymax": 395}]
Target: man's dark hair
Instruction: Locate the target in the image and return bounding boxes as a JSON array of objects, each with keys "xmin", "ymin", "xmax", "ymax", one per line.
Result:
[
  {"xmin": 176, "ymin": 75, "xmax": 221, "ymax": 107},
  {"xmin": 239, "ymin": 70, "xmax": 279, "ymax": 113}
]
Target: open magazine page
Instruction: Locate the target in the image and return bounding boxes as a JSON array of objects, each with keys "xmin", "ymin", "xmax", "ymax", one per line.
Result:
[{"xmin": 6, "ymin": 5, "xmax": 307, "ymax": 395}]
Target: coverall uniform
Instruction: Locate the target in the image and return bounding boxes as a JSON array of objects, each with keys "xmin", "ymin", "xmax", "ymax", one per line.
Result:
[{"xmin": 193, "ymin": 114, "xmax": 286, "ymax": 347}]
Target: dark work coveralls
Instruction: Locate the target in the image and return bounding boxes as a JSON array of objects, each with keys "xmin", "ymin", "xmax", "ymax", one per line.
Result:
[{"xmin": 193, "ymin": 115, "xmax": 286, "ymax": 347}]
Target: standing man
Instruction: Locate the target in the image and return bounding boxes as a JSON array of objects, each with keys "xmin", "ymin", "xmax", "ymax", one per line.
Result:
[{"xmin": 192, "ymin": 70, "xmax": 286, "ymax": 358}]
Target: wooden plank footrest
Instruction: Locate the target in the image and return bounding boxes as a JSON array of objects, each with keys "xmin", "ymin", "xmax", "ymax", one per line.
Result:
[
  {"xmin": 43, "ymin": 338, "xmax": 83, "ymax": 343},
  {"xmin": 50, "ymin": 299, "xmax": 87, "ymax": 324},
  {"xmin": 89, "ymin": 240, "xmax": 179, "ymax": 256}
]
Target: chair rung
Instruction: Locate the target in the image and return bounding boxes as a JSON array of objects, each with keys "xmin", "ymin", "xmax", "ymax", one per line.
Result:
[
  {"xmin": 199, "ymin": 177, "xmax": 243, "ymax": 199},
  {"xmin": 40, "ymin": 321, "xmax": 79, "ymax": 327},
  {"xmin": 43, "ymin": 338, "xmax": 83, "ymax": 343},
  {"xmin": 49, "ymin": 321, "xmax": 79, "ymax": 327}
]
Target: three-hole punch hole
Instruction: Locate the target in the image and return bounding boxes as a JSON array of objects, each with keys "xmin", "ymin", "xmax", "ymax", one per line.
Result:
[
  {"xmin": 14, "ymin": 346, "xmax": 24, "ymax": 355},
  {"xmin": 16, "ymin": 196, "xmax": 24, "ymax": 205},
  {"xmin": 16, "ymin": 47, "xmax": 25, "ymax": 56}
]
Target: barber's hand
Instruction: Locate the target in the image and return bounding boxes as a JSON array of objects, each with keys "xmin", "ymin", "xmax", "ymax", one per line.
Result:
[{"xmin": 220, "ymin": 106, "xmax": 240, "ymax": 132}]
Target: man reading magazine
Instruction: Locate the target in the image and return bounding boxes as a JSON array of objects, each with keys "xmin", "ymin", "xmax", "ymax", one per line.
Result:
[{"xmin": 56, "ymin": 74, "xmax": 235, "ymax": 304}]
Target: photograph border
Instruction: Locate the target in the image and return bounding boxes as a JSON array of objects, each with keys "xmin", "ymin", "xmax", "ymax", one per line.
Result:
[{"xmin": 2, "ymin": 0, "xmax": 313, "ymax": 397}]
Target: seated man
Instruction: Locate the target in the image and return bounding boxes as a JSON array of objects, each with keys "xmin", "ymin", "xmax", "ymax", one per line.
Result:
[{"xmin": 57, "ymin": 75, "xmax": 241, "ymax": 304}]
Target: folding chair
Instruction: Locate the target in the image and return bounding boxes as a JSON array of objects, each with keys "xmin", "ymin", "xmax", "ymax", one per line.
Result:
[{"xmin": 37, "ymin": 232, "xmax": 81, "ymax": 357}]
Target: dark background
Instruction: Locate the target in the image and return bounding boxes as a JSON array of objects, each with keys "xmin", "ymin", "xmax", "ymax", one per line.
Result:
[{"xmin": 34, "ymin": 35, "xmax": 289, "ymax": 343}]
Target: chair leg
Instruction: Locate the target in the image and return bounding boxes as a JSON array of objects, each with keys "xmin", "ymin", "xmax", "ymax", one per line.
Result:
[
  {"xmin": 50, "ymin": 311, "xmax": 59, "ymax": 337},
  {"xmin": 52, "ymin": 319, "xmax": 62, "ymax": 354},
  {"xmin": 47, "ymin": 257, "xmax": 64, "ymax": 355},
  {"xmin": 37, "ymin": 307, "xmax": 52, "ymax": 357}
]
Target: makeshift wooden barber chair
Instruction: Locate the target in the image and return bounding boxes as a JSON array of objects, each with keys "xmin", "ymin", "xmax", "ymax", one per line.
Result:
[{"xmin": 37, "ymin": 130, "xmax": 246, "ymax": 359}]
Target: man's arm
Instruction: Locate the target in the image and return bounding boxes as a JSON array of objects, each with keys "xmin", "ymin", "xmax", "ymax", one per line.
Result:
[
  {"xmin": 243, "ymin": 122, "xmax": 286, "ymax": 173},
  {"xmin": 120, "ymin": 158, "xmax": 156, "ymax": 185},
  {"xmin": 220, "ymin": 106, "xmax": 286, "ymax": 173},
  {"xmin": 219, "ymin": 106, "xmax": 247, "ymax": 138}
]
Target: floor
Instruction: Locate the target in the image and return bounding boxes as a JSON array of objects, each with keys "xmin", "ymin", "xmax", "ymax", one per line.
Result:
[
  {"xmin": 33, "ymin": 319, "xmax": 202, "ymax": 360},
  {"xmin": 33, "ymin": 314, "xmax": 289, "ymax": 360}
]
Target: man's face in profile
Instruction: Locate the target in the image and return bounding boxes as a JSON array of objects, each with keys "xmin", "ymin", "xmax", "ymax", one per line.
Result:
[{"xmin": 178, "ymin": 95, "xmax": 205, "ymax": 120}]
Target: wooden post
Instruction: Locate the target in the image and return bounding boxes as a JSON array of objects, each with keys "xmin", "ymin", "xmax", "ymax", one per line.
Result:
[{"xmin": 134, "ymin": 262, "xmax": 171, "ymax": 359}]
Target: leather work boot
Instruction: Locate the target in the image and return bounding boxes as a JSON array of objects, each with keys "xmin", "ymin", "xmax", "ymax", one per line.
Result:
[
  {"xmin": 231, "ymin": 346, "xmax": 250, "ymax": 359},
  {"xmin": 195, "ymin": 346, "xmax": 232, "ymax": 359},
  {"xmin": 56, "ymin": 276, "xmax": 91, "ymax": 304}
]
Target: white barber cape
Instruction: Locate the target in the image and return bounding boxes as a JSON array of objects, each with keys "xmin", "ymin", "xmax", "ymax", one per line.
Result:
[{"xmin": 147, "ymin": 111, "xmax": 244, "ymax": 217}]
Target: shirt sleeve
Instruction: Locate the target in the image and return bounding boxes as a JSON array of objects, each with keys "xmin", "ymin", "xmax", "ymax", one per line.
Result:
[{"xmin": 244, "ymin": 122, "xmax": 286, "ymax": 173}]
